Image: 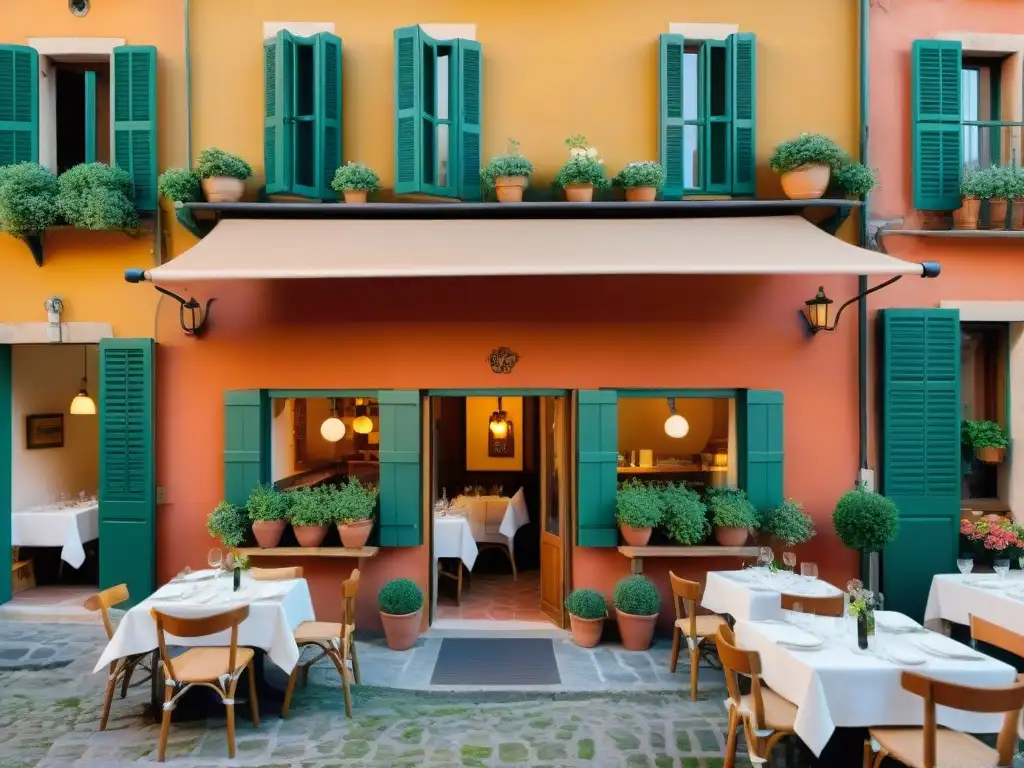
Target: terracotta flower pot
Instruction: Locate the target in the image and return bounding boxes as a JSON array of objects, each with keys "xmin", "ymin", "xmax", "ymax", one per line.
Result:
[
  {"xmin": 616, "ymin": 610, "xmax": 657, "ymax": 651},
  {"xmin": 343, "ymin": 190, "xmax": 367, "ymax": 204},
  {"xmin": 564, "ymin": 183, "xmax": 594, "ymax": 203},
  {"xmin": 977, "ymin": 446, "xmax": 1006, "ymax": 464},
  {"xmin": 779, "ymin": 164, "xmax": 830, "ymax": 200},
  {"xmin": 954, "ymin": 197, "xmax": 981, "ymax": 230},
  {"xmin": 495, "ymin": 175, "xmax": 527, "ymax": 203},
  {"xmin": 381, "ymin": 608, "xmax": 422, "ymax": 651},
  {"xmin": 989, "ymin": 198, "xmax": 1009, "ymax": 230},
  {"xmin": 338, "ymin": 519, "xmax": 374, "ymax": 548},
  {"xmin": 201, "ymin": 176, "xmax": 245, "ymax": 203},
  {"xmin": 1011, "ymin": 201, "xmax": 1024, "ymax": 231},
  {"xmin": 251, "ymin": 520, "xmax": 286, "ymax": 548},
  {"xmin": 625, "ymin": 186, "xmax": 657, "ymax": 202},
  {"xmin": 293, "ymin": 524, "xmax": 328, "ymax": 548},
  {"xmin": 715, "ymin": 526, "xmax": 750, "ymax": 547},
  {"xmin": 569, "ymin": 615, "xmax": 604, "ymax": 648},
  {"xmin": 619, "ymin": 524, "xmax": 652, "ymax": 547}
]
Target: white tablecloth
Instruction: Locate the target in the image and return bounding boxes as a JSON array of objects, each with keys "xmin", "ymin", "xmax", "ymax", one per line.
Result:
[
  {"xmin": 702, "ymin": 570, "xmax": 843, "ymax": 622},
  {"xmin": 434, "ymin": 516, "xmax": 478, "ymax": 569},
  {"xmin": 12, "ymin": 503, "xmax": 99, "ymax": 568},
  {"xmin": 93, "ymin": 572, "xmax": 315, "ymax": 674},
  {"xmin": 925, "ymin": 572, "xmax": 1024, "ymax": 635},
  {"xmin": 735, "ymin": 613, "xmax": 1016, "ymax": 756},
  {"xmin": 452, "ymin": 489, "xmax": 530, "ymax": 552}
]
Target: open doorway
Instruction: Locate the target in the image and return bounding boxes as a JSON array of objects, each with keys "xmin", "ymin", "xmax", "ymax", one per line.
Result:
[{"xmin": 426, "ymin": 394, "xmax": 570, "ymax": 627}]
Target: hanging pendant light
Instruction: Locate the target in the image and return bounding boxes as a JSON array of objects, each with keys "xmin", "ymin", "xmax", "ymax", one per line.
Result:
[
  {"xmin": 353, "ymin": 397, "xmax": 374, "ymax": 435},
  {"xmin": 320, "ymin": 397, "xmax": 346, "ymax": 442},
  {"xmin": 489, "ymin": 396, "xmax": 509, "ymax": 438},
  {"xmin": 69, "ymin": 345, "xmax": 96, "ymax": 416},
  {"xmin": 663, "ymin": 397, "xmax": 689, "ymax": 439}
]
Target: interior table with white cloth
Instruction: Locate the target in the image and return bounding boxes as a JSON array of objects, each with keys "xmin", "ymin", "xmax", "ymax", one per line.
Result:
[
  {"xmin": 449, "ymin": 491, "xmax": 530, "ymax": 555},
  {"xmin": 11, "ymin": 500, "xmax": 99, "ymax": 569},
  {"xmin": 702, "ymin": 569, "xmax": 844, "ymax": 622}
]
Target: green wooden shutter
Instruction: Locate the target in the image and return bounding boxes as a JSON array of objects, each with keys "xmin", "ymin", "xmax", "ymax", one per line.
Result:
[
  {"xmin": 224, "ymin": 390, "xmax": 269, "ymax": 508},
  {"xmin": 912, "ymin": 40, "xmax": 962, "ymax": 212},
  {"xmin": 577, "ymin": 390, "xmax": 618, "ymax": 547},
  {"xmin": 111, "ymin": 46, "xmax": 157, "ymax": 212},
  {"xmin": 0, "ymin": 346, "xmax": 10, "ymax": 604},
  {"xmin": 378, "ymin": 390, "xmax": 421, "ymax": 546},
  {"xmin": 394, "ymin": 26, "xmax": 423, "ymax": 194},
  {"xmin": 84, "ymin": 71, "xmax": 97, "ymax": 163},
  {"xmin": 729, "ymin": 33, "xmax": 756, "ymax": 196},
  {"xmin": 264, "ymin": 31, "xmax": 294, "ymax": 195},
  {"xmin": 0, "ymin": 45, "xmax": 39, "ymax": 165},
  {"xmin": 659, "ymin": 34, "xmax": 685, "ymax": 200},
  {"xmin": 880, "ymin": 309, "xmax": 960, "ymax": 621},
  {"xmin": 455, "ymin": 39, "xmax": 482, "ymax": 201},
  {"xmin": 313, "ymin": 32, "xmax": 342, "ymax": 201},
  {"xmin": 740, "ymin": 390, "xmax": 784, "ymax": 512},
  {"xmin": 99, "ymin": 338, "xmax": 155, "ymax": 606}
]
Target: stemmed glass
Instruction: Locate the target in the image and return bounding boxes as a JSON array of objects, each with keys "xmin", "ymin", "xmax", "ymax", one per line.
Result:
[
  {"xmin": 758, "ymin": 546, "xmax": 774, "ymax": 567},
  {"xmin": 783, "ymin": 552, "xmax": 797, "ymax": 571},
  {"xmin": 994, "ymin": 558, "xmax": 1011, "ymax": 580},
  {"xmin": 208, "ymin": 547, "xmax": 223, "ymax": 574},
  {"xmin": 957, "ymin": 557, "xmax": 974, "ymax": 578},
  {"xmin": 800, "ymin": 562, "xmax": 819, "ymax": 580}
]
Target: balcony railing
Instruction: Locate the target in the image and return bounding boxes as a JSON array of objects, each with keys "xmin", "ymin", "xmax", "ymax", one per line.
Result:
[{"xmin": 963, "ymin": 120, "xmax": 1024, "ymax": 169}]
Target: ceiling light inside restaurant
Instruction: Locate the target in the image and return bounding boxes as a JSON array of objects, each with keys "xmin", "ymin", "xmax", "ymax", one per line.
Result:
[
  {"xmin": 353, "ymin": 398, "xmax": 374, "ymax": 434},
  {"xmin": 663, "ymin": 398, "xmax": 689, "ymax": 439},
  {"xmin": 69, "ymin": 346, "xmax": 96, "ymax": 415},
  {"xmin": 320, "ymin": 398, "xmax": 346, "ymax": 442}
]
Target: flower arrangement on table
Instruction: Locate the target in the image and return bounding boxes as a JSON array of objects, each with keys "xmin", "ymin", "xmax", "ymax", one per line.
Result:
[
  {"xmin": 846, "ymin": 578, "xmax": 877, "ymax": 634},
  {"xmin": 960, "ymin": 516, "xmax": 1024, "ymax": 565}
]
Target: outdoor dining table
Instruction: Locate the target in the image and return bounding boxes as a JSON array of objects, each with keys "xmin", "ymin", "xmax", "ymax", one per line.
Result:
[
  {"xmin": 924, "ymin": 571, "xmax": 1024, "ymax": 635},
  {"xmin": 702, "ymin": 569, "xmax": 844, "ymax": 622}
]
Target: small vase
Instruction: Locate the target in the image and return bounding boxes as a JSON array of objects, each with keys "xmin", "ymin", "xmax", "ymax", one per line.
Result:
[
  {"xmin": 343, "ymin": 190, "xmax": 367, "ymax": 204},
  {"xmin": 381, "ymin": 608, "xmax": 422, "ymax": 651},
  {"xmin": 564, "ymin": 183, "xmax": 594, "ymax": 203},
  {"xmin": 252, "ymin": 520, "xmax": 286, "ymax": 548},
  {"xmin": 494, "ymin": 175, "xmax": 527, "ymax": 203},
  {"xmin": 715, "ymin": 526, "xmax": 749, "ymax": 547},
  {"xmin": 625, "ymin": 186, "xmax": 657, "ymax": 202},
  {"xmin": 857, "ymin": 612, "xmax": 868, "ymax": 649},
  {"xmin": 954, "ymin": 197, "xmax": 981, "ymax": 230},
  {"xmin": 201, "ymin": 176, "xmax": 245, "ymax": 203},
  {"xmin": 233, "ymin": 567, "xmax": 241, "ymax": 592},
  {"xmin": 779, "ymin": 164, "xmax": 830, "ymax": 200},
  {"xmin": 989, "ymin": 198, "xmax": 1009, "ymax": 230},
  {"xmin": 338, "ymin": 519, "xmax": 374, "ymax": 548},
  {"xmin": 619, "ymin": 524, "xmax": 652, "ymax": 547},
  {"xmin": 569, "ymin": 615, "xmax": 604, "ymax": 648},
  {"xmin": 615, "ymin": 610, "xmax": 657, "ymax": 651},
  {"xmin": 293, "ymin": 524, "xmax": 328, "ymax": 548}
]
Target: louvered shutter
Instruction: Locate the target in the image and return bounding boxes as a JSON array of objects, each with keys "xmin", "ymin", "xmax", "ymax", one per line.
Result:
[
  {"xmin": 456, "ymin": 39, "xmax": 482, "ymax": 201},
  {"xmin": 0, "ymin": 45, "xmax": 38, "ymax": 166},
  {"xmin": 659, "ymin": 34, "xmax": 685, "ymax": 200},
  {"xmin": 912, "ymin": 40, "xmax": 962, "ymax": 212},
  {"xmin": 740, "ymin": 390, "xmax": 784, "ymax": 512},
  {"xmin": 224, "ymin": 390, "xmax": 269, "ymax": 508},
  {"xmin": 99, "ymin": 338, "xmax": 155, "ymax": 606},
  {"xmin": 394, "ymin": 26, "xmax": 422, "ymax": 194},
  {"xmin": 880, "ymin": 309, "xmax": 960, "ymax": 621},
  {"xmin": 378, "ymin": 390, "xmax": 421, "ymax": 546},
  {"xmin": 729, "ymin": 33, "xmax": 756, "ymax": 195},
  {"xmin": 314, "ymin": 33, "xmax": 342, "ymax": 201},
  {"xmin": 264, "ymin": 31, "xmax": 293, "ymax": 195},
  {"xmin": 577, "ymin": 390, "xmax": 618, "ymax": 547},
  {"xmin": 111, "ymin": 46, "xmax": 157, "ymax": 211}
]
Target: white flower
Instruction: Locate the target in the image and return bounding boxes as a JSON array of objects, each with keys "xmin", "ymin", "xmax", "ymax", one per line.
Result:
[
  {"xmin": 598, "ymin": 159, "xmax": 604, "ymax": 164},
  {"xmin": 586, "ymin": 147, "xmax": 599, "ymax": 158},
  {"xmin": 570, "ymin": 147, "xmax": 587, "ymax": 158}
]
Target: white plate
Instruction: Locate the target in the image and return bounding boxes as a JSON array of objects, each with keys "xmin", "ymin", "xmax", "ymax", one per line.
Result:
[
  {"xmin": 913, "ymin": 633, "xmax": 985, "ymax": 661},
  {"xmin": 178, "ymin": 570, "xmax": 217, "ymax": 583}
]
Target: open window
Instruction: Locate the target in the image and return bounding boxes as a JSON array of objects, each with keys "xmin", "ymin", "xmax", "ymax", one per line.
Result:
[{"xmin": 961, "ymin": 323, "xmax": 1009, "ymax": 510}]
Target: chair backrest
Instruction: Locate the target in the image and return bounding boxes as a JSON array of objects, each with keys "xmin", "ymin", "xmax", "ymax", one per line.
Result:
[
  {"xmin": 780, "ymin": 592, "xmax": 844, "ymax": 617},
  {"xmin": 84, "ymin": 583, "xmax": 131, "ymax": 640},
  {"xmin": 971, "ymin": 614, "xmax": 1024, "ymax": 658},
  {"xmin": 150, "ymin": 605, "xmax": 250, "ymax": 683},
  {"xmin": 668, "ymin": 571, "xmax": 700, "ymax": 632},
  {"xmin": 341, "ymin": 569, "xmax": 360, "ymax": 630},
  {"xmin": 715, "ymin": 625, "xmax": 769, "ymax": 730},
  {"xmin": 901, "ymin": 670, "xmax": 1024, "ymax": 768},
  {"xmin": 250, "ymin": 566, "xmax": 304, "ymax": 581}
]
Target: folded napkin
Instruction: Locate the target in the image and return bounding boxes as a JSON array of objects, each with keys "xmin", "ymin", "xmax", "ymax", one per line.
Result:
[
  {"xmin": 754, "ymin": 622, "xmax": 823, "ymax": 648},
  {"xmin": 880, "ymin": 641, "xmax": 928, "ymax": 666},
  {"xmin": 912, "ymin": 632, "xmax": 984, "ymax": 660},
  {"xmin": 251, "ymin": 583, "xmax": 291, "ymax": 600},
  {"xmin": 874, "ymin": 611, "xmax": 924, "ymax": 634}
]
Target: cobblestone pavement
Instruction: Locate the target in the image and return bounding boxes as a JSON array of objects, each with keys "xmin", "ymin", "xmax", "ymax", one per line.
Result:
[{"xmin": 0, "ymin": 621, "xmax": 755, "ymax": 768}]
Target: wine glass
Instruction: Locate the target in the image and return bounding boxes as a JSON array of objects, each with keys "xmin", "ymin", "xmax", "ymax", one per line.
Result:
[
  {"xmin": 207, "ymin": 547, "xmax": 223, "ymax": 573},
  {"xmin": 783, "ymin": 552, "xmax": 797, "ymax": 571},
  {"xmin": 994, "ymin": 558, "xmax": 1011, "ymax": 580},
  {"xmin": 758, "ymin": 546, "xmax": 774, "ymax": 567},
  {"xmin": 957, "ymin": 557, "xmax": 974, "ymax": 577},
  {"xmin": 800, "ymin": 562, "xmax": 819, "ymax": 580}
]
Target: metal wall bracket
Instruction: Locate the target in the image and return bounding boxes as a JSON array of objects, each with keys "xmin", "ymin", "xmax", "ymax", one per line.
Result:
[
  {"xmin": 21, "ymin": 234, "xmax": 44, "ymax": 267},
  {"xmin": 175, "ymin": 206, "xmax": 215, "ymax": 239}
]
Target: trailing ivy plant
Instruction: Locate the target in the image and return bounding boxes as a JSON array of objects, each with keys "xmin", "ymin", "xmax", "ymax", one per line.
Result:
[
  {"xmin": 206, "ymin": 501, "xmax": 248, "ymax": 549},
  {"xmin": 554, "ymin": 135, "xmax": 610, "ymax": 189},
  {"xmin": 197, "ymin": 148, "xmax": 253, "ymax": 180},
  {"xmin": 615, "ymin": 478, "xmax": 663, "ymax": 529},
  {"xmin": 565, "ymin": 588, "xmax": 607, "ymax": 619},
  {"xmin": 0, "ymin": 162, "xmax": 59, "ymax": 236},
  {"xmin": 706, "ymin": 487, "xmax": 758, "ymax": 531},
  {"xmin": 660, "ymin": 482, "xmax": 709, "ymax": 545},
  {"xmin": 834, "ymin": 162, "xmax": 877, "ymax": 198},
  {"xmin": 769, "ymin": 133, "xmax": 846, "ymax": 174},
  {"xmin": 158, "ymin": 167, "xmax": 202, "ymax": 205},
  {"xmin": 759, "ymin": 499, "xmax": 816, "ymax": 546},
  {"xmin": 612, "ymin": 161, "xmax": 666, "ymax": 190},
  {"xmin": 832, "ymin": 484, "xmax": 899, "ymax": 553},
  {"xmin": 961, "ymin": 418, "xmax": 1010, "ymax": 450},
  {"xmin": 480, "ymin": 138, "xmax": 535, "ymax": 198},
  {"xmin": 331, "ymin": 162, "xmax": 381, "ymax": 194},
  {"xmin": 57, "ymin": 163, "xmax": 138, "ymax": 230}
]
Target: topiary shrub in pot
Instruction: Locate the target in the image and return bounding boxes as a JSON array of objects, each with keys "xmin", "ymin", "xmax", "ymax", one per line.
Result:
[
  {"xmin": 326, "ymin": 478, "xmax": 380, "ymax": 548},
  {"xmin": 331, "ymin": 162, "xmax": 381, "ymax": 204},
  {"xmin": 0, "ymin": 162, "xmax": 59, "ymax": 240},
  {"xmin": 246, "ymin": 483, "xmax": 289, "ymax": 548},
  {"xmin": 833, "ymin": 486, "xmax": 899, "ymax": 555},
  {"xmin": 616, "ymin": 479, "xmax": 663, "ymax": 546},
  {"xmin": 554, "ymin": 135, "xmax": 610, "ymax": 202},
  {"xmin": 206, "ymin": 500, "xmax": 248, "ymax": 550},
  {"xmin": 158, "ymin": 167, "xmax": 202, "ymax": 205},
  {"xmin": 613, "ymin": 575, "xmax": 660, "ymax": 651},
  {"xmin": 286, "ymin": 486, "xmax": 331, "ymax": 547},
  {"xmin": 758, "ymin": 499, "xmax": 816, "ymax": 552},
  {"xmin": 197, "ymin": 147, "xmax": 252, "ymax": 203},
  {"xmin": 613, "ymin": 161, "xmax": 665, "ymax": 202},
  {"xmin": 707, "ymin": 487, "xmax": 758, "ymax": 546},
  {"xmin": 565, "ymin": 588, "xmax": 607, "ymax": 648},
  {"xmin": 962, "ymin": 418, "xmax": 1010, "ymax": 464},
  {"xmin": 480, "ymin": 138, "xmax": 534, "ymax": 203},
  {"xmin": 660, "ymin": 482, "xmax": 710, "ymax": 545},
  {"xmin": 379, "ymin": 578, "xmax": 424, "ymax": 651},
  {"xmin": 57, "ymin": 163, "xmax": 138, "ymax": 230},
  {"xmin": 769, "ymin": 133, "xmax": 846, "ymax": 200}
]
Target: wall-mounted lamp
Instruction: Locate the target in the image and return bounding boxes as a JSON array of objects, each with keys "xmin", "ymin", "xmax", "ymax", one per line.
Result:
[
  {"xmin": 489, "ymin": 397, "xmax": 509, "ymax": 438},
  {"xmin": 320, "ymin": 398, "xmax": 346, "ymax": 442},
  {"xmin": 124, "ymin": 269, "xmax": 213, "ymax": 337},
  {"xmin": 353, "ymin": 398, "xmax": 374, "ymax": 435},
  {"xmin": 664, "ymin": 398, "xmax": 689, "ymax": 439}
]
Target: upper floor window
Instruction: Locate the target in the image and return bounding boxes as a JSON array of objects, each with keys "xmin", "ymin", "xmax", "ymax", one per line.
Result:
[
  {"xmin": 961, "ymin": 56, "xmax": 1008, "ymax": 169},
  {"xmin": 961, "ymin": 322, "xmax": 1008, "ymax": 506},
  {"xmin": 659, "ymin": 33, "xmax": 756, "ymax": 200}
]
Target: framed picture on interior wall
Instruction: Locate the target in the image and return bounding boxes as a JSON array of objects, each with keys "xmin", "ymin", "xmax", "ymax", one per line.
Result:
[{"xmin": 26, "ymin": 413, "xmax": 64, "ymax": 450}]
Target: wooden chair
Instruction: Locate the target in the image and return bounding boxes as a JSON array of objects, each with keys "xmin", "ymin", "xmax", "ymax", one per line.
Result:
[
  {"xmin": 780, "ymin": 592, "xmax": 844, "ymax": 617},
  {"xmin": 971, "ymin": 613, "xmax": 1024, "ymax": 657},
  {"xmin": 151, "ymin": 605, "xmax": 259, "ymax": 762},
  {"xmin": 84, "ymin": 583, "xmax": 152, "ymax": 730},
  {"xmin": 282, "ymin": 569, "xmax": 361, "ymax": 718},
  {"xmin": 249, "ymin": 566, "xmax": 304, "ymax": 581},
  {"xmin": 668, "ymin": 571, "xmax": 727, "ymax": 700},
  {"xmin": 11, "ymin": 547, "xmax": 35, "ymax": 595},
  {"xmin": 863, "ymin": 671, "xmax": 1024, "ymax": 768},
  {"xmin": 716, "ymin": 625, "xmax": 797, "ymax": 768}
]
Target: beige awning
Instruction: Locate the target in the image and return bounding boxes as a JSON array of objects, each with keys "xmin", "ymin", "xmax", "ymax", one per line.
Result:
[{"xmin": 143, "ymin": 215, "xmax": 930, "ymax": 283}]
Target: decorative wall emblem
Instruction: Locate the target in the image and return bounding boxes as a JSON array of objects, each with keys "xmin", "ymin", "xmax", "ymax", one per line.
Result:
[{"xmin": 488, "ymin": 347, "xmax": 520, "ymax": 374}]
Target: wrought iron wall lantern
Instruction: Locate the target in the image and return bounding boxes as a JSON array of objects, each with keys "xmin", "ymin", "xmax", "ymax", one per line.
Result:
[{"xmin": 124, "ymin": 269, "xmax": 213, "ymax": 337}]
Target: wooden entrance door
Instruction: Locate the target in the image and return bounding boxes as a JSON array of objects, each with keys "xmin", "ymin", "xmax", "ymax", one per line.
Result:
[{"xmin": 540, "ymin": 396, "xmax": 569, "ymax": 626}]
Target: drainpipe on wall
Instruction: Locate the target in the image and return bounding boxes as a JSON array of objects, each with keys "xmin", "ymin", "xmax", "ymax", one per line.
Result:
[{"xmin": 185, "ymin": 0, "xmax": 192, "ymax": 168}]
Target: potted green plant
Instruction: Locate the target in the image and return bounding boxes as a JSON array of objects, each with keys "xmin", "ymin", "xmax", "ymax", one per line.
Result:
[
  {"xmin": 197, "ymin": 147, "xmax": 252, "ymax": 203},
  {"xmin": 328, "ymin": 478, "xmax": 380, "ymax": 548},
  {"xmin": 758, "ymin": 499, "xmax": 816, "ymax": 551},
  {"xmin": 989, "ymin": 165, "xmax": 1012, "ymax": 231},
  {"xmin": 554, "ymin": 135, "xmax": 609, "ymax": 202},
  {"xmin": 379, "ymin": 578, "xmax": 424, "ymax": 651},
  {"xmin": 962, "ymin": 418, "xmax": 1010, "ymax": 464},
  {"xmin": 832, "ymin": 486, "xmax": 899, "ymax": 595},
  {"xmin": 56, "ymin": 163, "xmax": 138, "ymax": 230},
  {"xmin": 768, "ymin": 133, "xmax": 846, "ymax": 200},
  {"xmin": 707, "ymin": 487, "xmax": 758, "ymax": 546},
  {"xmin": 660, "ymin": 482, "xmax": 710, "ymax": 545},
  {"xmin": 956, "ymin": 166, "xmax": 991, "ymax": 230},
  {"xmin": 158, "ymin": 167, "xmax": 202, "ymax": 205},
  {"xmin": 480, "ymin": 139, "xmax": 534, "ymax": 203},
  {"xmin": 833, "ymin": 162, "xmax": 877, "ymax": 199},
  {"xmin": 0, "ymin": 162, "xmax": 59, "ymax": 239},
  {"xmin": 286, "ymin": 486, "xmax": 331, "ymax": 547},
  {"xmin": 206, "ymin": 500, "xmax": 248, "ymax": 550},
  {"xmin": 613, "ymin": 161, "xmax": 665, "ymax": 202},
  {"xmin": 331, "ymin": 162, "xmax": 380, "ymax": 204},
  {"xmin": 565, "ymin": 588, "xmax": 607, "ymax": 648},
  {"xmin": 613, "ymin": 575, "xmax": 660, "ymax": 651},
  {"xmin": 615, "ymin": 479, "xmax": 663, "ymax": 546},
  {"xmin": 1007, "ymin": 165, "xmax": 1024, "ymax": 230},
  {"xmin": 246, "ymin": 483, "xmax": 288, "ymax": 548}
]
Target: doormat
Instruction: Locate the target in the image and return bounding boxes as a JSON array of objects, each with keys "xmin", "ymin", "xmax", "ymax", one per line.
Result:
[{"xmin": 430, "ymin": 638, "xmax": 560, "ymax": 685}]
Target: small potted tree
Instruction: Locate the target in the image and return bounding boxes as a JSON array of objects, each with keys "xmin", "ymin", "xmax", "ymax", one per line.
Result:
[
  {"xmin": 769, "ymin": 133, "xmax": 846, "ymax": 200},
  {"xmin": 565, "ymin": 588, "xmax": 607, "ymax": 648},
  {"xmin": 158, "ymin": 167, "xmax": 202, "ymax": 205},
  {"xmin": 331, "ymin": 162, "xmax": 380, "ymax": 204},
  {"xmin": 834, "ymin": 161, "xmax": 877, "ymax": 200},
  {"xmin": 660, "ymin": 482, "xmax": 710, "ymax": 545},
  {"xmin": 57, "ymin": 163, "xmax": 138, "ymax": 230},
  {"xmin": 246, "ymin": 484, "xmax": 288, "ymax": 548},
  {"xmin": 206, "ymin": 500, "xmax": 248, "ymax": 550},
  {"xmin": 707, "ymin": 487, "xmax": 758, "ymax": 546},
  {"xmin": 197, "ymin": 147, "xmax": 252, "ymax": 203},
  {"xmin": 555, "ymin": 135, "xmax": 609, "ymax": 202},
  {"xmin": 379, "ymin": 578, "xmax": 424, "ymax": 651},
  {"xmin": 962, "ymin": 419, "xmax": 1010, "ymax": 464},
  {"xmin": 286, "ymin": 486, "xmax": 331, "ymax": 548},
  {"xmin": 613, "ymin": 161, "xmax": 665, "ymax": 202},
  {"xmin": 833, "ymin": 485, "xmax": 899, "ymax": 593},
  {"xmin": 616, "ymin": 479, "xmax": 662, "ymax": 546},
  {"xmin": 0, "ymin": 162, "xmax": 59, "ymax": 242},
  {"xmin": 613, "ymin": 575, "xmax": 660, "ymax": 651},
  {"xmin": 758, "ymin": 499, "xmax": 816, "ymax": 552},
  {"xmin": 480, "ymin": 139, "xmax": 534, "ymax": 203},
  {"xmin": 1007, "ymin": 165, "xmax": 1024, "ymax": 230},
  {"xmin": 955, "ymin": 166, "xmax": 988, "ymax": 230},
  {"xmin": 330, "ymin": 478, "xmax": 379, "ymax": 548}
]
